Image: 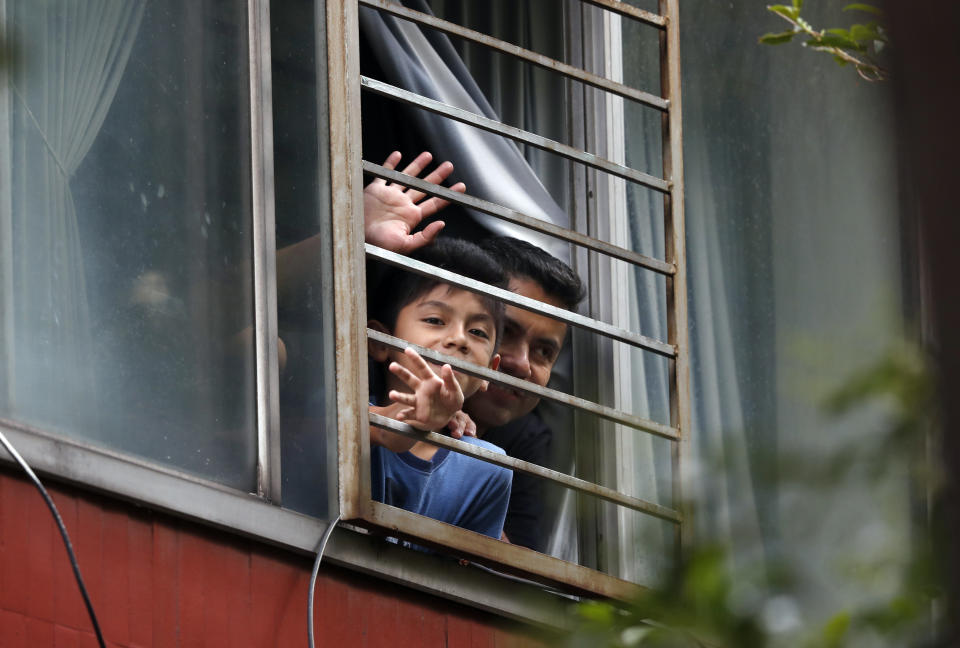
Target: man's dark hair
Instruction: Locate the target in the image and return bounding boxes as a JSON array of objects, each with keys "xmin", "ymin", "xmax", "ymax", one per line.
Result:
[
  {"xmin": 368, "ymin": 237, "xmax": 508, "ymax": 347},
  {"xmin": 479, "ymin": 237, "xmax": 585, "ymax": 310}
]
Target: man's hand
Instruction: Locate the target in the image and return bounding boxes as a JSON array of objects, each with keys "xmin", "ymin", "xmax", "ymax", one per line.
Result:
[
  {"xmin": 387, "ymin": 347, "xmax": 464, "ymax": 431},
  {"xmin": 364, "ymin": 151, "xmax": 466, "ymax": 254}
]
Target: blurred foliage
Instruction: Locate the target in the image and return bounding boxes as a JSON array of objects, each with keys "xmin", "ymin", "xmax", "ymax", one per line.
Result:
[
  {"xmin": 759, "ymin": 1, "xmax": 889, "ymax": 81},
  {"xmin": 562, "ymin": 341, "xmax": 940, "ymax": 647}
]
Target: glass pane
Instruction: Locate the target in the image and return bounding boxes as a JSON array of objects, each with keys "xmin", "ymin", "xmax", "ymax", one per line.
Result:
[
  {"xmin": 270, "ymin": 0, "xmax": 336, "ymax": 518},
  {"xmin": 1, "ymin": 0, "xmax": 257, "ymax": 490}
]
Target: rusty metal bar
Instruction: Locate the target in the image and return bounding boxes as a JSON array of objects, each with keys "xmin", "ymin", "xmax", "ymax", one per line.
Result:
[
  {"xmin": 366, "ymin": 501, "xmax": 641, "ymax": 600},
  {"xmin": 660, "ymin": 0, "xmax": 692, "ymax": 556},
  {"xmin": 360, "ymin": 76, "xmax": 671, "ymax": 194},
  {"xmin": 358, "ymin": 0, "xmax": 668, "ymax": 112},
  {"xmin": 367, "ymin": 329, "xmax": 680, "ymax": 441},
  {"xmin": 366, "ymin": 244, "xmax": 676, "ymax": 357},
  {"xmin": 329, "ymin": 0, "xmax": 369, "ymax": 520},
  {"xmin": 363, "ymin": 161, "xmax": 676, "ymax": 276},
  {"xmin": 579, "ymin": 0, "xmax": 667, "ymax": 28},
  {"xmin": 369, "ymin": 413, "xmax": 681, "ymax": 523}
]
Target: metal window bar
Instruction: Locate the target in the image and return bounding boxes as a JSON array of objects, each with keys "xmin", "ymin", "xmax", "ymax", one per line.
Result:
[
  {"xmin": 331, "ymin": 0, "xmax": 691, "ymax": 598},
  {"xmin": 357, "ymin": 0, "xmax": 668, "ymax": 112},
  {"xmin": 362, "ymin": 161, "xmax": 675, "ymax": 276},
  {"xmin": 579, "ymin": 0, "xmax": 667, "ymax": 27},
  {"xmin": 360, "ymin": 76, "xmax": 671, "ymax": 194},
  {"xmin": 369, "ymin": 412, "xmax": 680, "ymax": 523},
  {"xmin": 367, "ymin": 329, "xmax": 679, "ymax": 441},
  {"xmin": 367, "ymin": 243, "xmax": 675, "ymax": 357}
]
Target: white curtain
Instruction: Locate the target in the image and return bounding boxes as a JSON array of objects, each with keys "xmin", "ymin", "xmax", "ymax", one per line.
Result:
[{"xmin": 5, "ymin": 0, "xmax": 145, "ymax": 434}]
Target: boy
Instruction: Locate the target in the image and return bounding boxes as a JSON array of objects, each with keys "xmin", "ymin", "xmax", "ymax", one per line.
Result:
[{"xmin": 366, "ymin": 238, "xmax": 512, "ymax": 539}]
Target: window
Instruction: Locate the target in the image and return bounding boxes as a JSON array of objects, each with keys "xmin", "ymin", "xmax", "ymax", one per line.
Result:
[{"xmin": 334, "ymin": 0, "xmax": 689, "ymax": 597}]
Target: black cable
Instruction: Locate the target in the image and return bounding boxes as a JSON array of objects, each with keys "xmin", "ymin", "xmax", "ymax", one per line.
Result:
[
  {"xmin": 0, "ymin": 430, "xmax": 107, "ymax": 648},
  {"xmin": 307, "ymin": 513, "xmax": 341, "ymax": 648}
]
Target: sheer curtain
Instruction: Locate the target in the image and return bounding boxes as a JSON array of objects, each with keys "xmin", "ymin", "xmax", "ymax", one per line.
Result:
[{"xmin": 5, "ymin": 0, "xmax": 145, "ymax": 436}]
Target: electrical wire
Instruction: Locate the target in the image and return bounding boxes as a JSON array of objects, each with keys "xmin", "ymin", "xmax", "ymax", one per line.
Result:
[
  {"xmin": 307, "ymin": 513, "xmax": 341, "ymax": 648},
  {"xmin": 0, "ymin": 430, "xmax": 107, "ymax": 648}
]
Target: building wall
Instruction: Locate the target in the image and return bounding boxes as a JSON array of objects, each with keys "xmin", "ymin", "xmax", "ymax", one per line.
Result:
[{"xmin": 0, "ymin": 469, "xmax": 549, "ymax": 647}]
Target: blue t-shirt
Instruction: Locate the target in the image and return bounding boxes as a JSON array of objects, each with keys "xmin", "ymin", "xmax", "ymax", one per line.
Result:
[{"xmin": 370, "ymin": 437, "xmax": 512, "ymax": 539}]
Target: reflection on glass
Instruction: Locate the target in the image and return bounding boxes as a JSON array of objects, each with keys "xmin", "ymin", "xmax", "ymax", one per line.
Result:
[{"xmin": 1, "ymin": 0, "xmax": 257, "ymax": 490}]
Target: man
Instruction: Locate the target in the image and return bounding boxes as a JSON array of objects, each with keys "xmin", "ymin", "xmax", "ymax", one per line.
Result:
[{"xmin": 463, "ymin": 237, "xmax": 584, "ymax": 551}]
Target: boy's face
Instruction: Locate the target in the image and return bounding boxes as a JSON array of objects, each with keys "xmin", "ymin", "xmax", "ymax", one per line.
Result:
[{"xmin": 378, "ymin": 284, "xmax": 500, "ymax": 399}]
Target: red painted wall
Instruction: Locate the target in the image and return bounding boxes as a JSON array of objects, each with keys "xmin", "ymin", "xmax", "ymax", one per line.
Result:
[{"xmin": 0, "ymin": 470, "xmax": 549, "ymax": 647}]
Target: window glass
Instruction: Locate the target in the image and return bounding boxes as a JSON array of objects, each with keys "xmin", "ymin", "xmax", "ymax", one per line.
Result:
[
  {"xmin": 270, "ymin": 0, "xmax": 336, "ymax": 518},
  {"xmin": 1, "ymin": 0, "xmax": 257, "ymax": 490}
]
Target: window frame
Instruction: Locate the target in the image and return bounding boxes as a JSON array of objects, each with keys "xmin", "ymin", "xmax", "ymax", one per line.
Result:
[{"xmin": 330, "ymin": 0, "xmax": 691, "ymax": 599}]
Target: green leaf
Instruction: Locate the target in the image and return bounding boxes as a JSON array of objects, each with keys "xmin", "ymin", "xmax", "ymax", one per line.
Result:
[
  {"xmin": 792, "ymin": 0, "xmax": 803, "ymax": 9},
  {"xmin": 759, "ymin": 30, "xmax": 797, "ymax": 45},
  {"xmin": 843, "ymin": 3, "xmax": 884, "ymax": 15},
  {"xmin": 850, "ymin": 23, "xmax": 881, "ymax": 43},
  {"xmin": 767, "ymin": 4, "xmax": 800, "ymax": 20},
  {"xmin": 826, "ymin": 27, "xmax": 851, "ymax": 38},
  {"xmin": 810, "ymin": 34, "xmax": 866, "ymax": 51},
  {"xmin": 578, "ymin": 601, "xmax": 617, "ymax": 624}
]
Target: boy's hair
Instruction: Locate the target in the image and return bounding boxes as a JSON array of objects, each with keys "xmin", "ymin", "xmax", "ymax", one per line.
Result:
[
  {"xmin": 368, "ymin": 237, "xmax": 508, "ymax": 351},
  {"xmin": 479, "ymin": 237, "xmax": 585, "ymax": 311}
]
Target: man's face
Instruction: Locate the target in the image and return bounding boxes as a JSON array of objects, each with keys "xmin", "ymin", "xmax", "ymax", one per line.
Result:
[{"xmin": 464, "ymin": 276, "xmax": 568, "ymax": 431}]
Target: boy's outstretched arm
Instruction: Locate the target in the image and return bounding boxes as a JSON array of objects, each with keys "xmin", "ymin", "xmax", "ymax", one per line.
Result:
[{"xmin": 364, "ymin": 151, "xmax": 466, "ymax": 254}]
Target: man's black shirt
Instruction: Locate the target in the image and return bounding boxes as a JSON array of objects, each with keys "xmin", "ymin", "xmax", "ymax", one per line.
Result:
[{"xmin": 481, "ymin": 412, "xmax": 551, "ymax": 552}]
